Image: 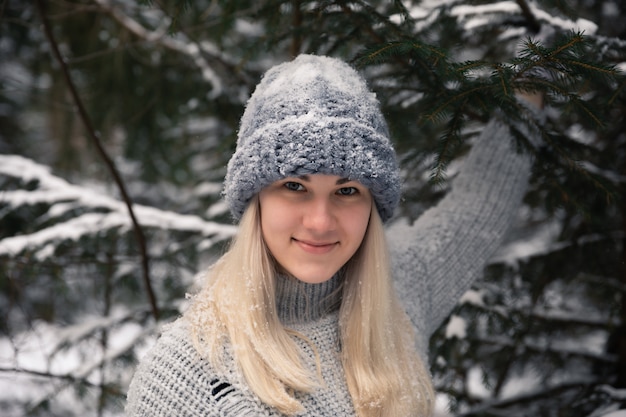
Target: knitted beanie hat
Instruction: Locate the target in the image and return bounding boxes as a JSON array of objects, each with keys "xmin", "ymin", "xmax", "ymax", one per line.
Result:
[{"xmin": 223, "ymin": 54, "xmax": 401, "ymax": 222}]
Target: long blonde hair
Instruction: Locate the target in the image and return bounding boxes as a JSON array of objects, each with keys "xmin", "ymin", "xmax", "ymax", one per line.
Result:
[{"xmin": 187, "ymin": 196, "xmax": 434, "ymax": 416}]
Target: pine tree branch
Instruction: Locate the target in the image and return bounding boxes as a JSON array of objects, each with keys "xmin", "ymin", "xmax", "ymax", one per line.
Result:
[
  {"xmin": 357, "ymin": 33, "xmax": 620, "ymax": 204},
  {"xmin": 339, "ymin": 2, "xmax": 386, "ymax": 45},
  {"xmin": 35, "ymin": 0, "xmax": 159, "ymax": 321},
  {"xmin": 423, "ymin": 84, "xmax": 489, "ymax": 123},
  {"xmin": 429, "ymin": 109, "xmax": 466, "ymax": 185}
]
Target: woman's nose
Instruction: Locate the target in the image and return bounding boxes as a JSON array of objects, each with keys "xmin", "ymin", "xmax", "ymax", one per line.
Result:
[{"xmin": 302, "ymin": 198, "xmax": 336, "ymax": 231}]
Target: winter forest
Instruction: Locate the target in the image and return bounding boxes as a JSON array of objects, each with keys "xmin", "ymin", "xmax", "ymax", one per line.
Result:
[{"xmin": 1, "ymin": 0, "xmax": 625, "ymax": 416}]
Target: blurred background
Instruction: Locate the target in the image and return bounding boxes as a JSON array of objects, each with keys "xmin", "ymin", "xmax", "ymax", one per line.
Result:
[{"xmin": 0, "ymin": 0, "xmax": 625, "ymax": 416}]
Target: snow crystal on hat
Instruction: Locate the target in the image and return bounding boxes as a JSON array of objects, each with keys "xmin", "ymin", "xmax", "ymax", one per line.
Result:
[{"xmin": 223, "ymin": 54, "xmax": 401, "ymax": 222}]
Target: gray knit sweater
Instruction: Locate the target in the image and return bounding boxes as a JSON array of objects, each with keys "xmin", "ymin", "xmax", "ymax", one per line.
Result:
[{"xmin": 125, "ymin": 118, "xmax": 532, "ymax": 416}]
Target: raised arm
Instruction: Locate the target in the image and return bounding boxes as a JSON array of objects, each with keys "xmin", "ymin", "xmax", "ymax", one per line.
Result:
[{"xmin": 388, "ymin": 106, "xmax": 538, "ymax": 344}]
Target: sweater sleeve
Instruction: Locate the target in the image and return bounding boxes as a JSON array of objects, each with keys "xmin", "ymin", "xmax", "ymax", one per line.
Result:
[{"xmin": 388, "ymin": 115, "xmax": 533, "ymax": 344}]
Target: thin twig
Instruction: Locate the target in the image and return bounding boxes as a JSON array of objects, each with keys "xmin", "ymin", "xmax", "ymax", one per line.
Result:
[
  {"xmin": 35, "ymin": 0, "xmax": 159, "ymax": 321},
  {"xmin": 290, "ymin": 0, "xmax": 302, "ymax": 58},
  {"xmin": 515, "ymin": 0, "xmax": 541, "ymax": 33},
  {"xmin": 0, "ymin": 366, "xmax": 117, "ymax": 391}
]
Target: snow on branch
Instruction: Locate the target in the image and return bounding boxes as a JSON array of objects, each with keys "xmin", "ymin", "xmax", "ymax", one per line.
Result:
[
  {"xmin": 475, "ymin": 334, "xmax": 616, "ymax": 365},
  {"xmin": 0, "ymin": 154, "xmax": 237, "ymax": 258},
  {"xmin": 458, "ymin": 378, "xmax": 602, "ymax": 416},
  {"xmin": 0, "ymin": 317, "xmax": 146, "ymax": 412},
  {"xmin": 449, "ymin": 0, "xmax": 598, "ymax": 35},
  {"xmin": 93, "ymin": 0, "xmax": 237, "ymax": 99},
  {"xmin": 491, "ymin": 217, "xmax": 624, "ymax": 267}
]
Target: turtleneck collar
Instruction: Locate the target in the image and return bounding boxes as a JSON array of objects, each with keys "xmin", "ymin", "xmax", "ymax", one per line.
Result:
[{"xmin": 275, "ymin": 272, "xmax": 344, "ymax": 325}]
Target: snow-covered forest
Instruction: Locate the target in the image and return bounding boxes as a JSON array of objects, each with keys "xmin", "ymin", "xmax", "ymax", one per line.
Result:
[{"xmin": 1, "ymin": 0, "xmax": 625, "ymax": 416}]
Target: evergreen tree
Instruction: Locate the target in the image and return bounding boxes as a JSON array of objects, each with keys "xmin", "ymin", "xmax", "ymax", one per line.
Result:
[{"xmin": 0, "ymin": 1, "xmax": 624, "ymax": 415}]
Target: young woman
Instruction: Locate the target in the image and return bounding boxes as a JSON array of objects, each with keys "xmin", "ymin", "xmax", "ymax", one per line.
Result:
[{"xmin": 126, "ymin": 54, "xmax": 537, "ymax": 416}]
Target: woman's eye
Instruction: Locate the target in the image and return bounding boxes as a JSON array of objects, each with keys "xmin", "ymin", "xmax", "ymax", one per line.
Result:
[
  {"xmin": 284, "ymin": 182, "xmax": 304, "ymax": 191},
  {"xmin": 337, "ymin": 187, "xmax": 358, "ymax": 196}
]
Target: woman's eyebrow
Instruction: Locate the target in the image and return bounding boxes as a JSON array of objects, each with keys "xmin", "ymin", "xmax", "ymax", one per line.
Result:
[{"xmin": 295, "ymin": 175, "xmax": 351, "ymax": 184}]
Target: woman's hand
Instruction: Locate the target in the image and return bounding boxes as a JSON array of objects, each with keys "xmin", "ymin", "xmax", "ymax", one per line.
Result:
[{"xmin": 515, "ymin": 90, "xmax": 544, "ymax": 110}]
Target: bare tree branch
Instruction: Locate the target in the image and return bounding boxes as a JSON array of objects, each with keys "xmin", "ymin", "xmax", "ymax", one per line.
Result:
[
  {"xmin": 516, "ymin": 0, "xmax": 541, "ymax": 33},
  {"xmin": 290, "ymin": 0, "xmax": 303, "ymax": 58},
  {"xmin": 35, "ymin": 0, "xmax": 159, "ymax": 321},
  {"xmin": 0, "ymin": 366, "xmax": 125, "ymax": 415},
  {"xmin": 0, "ymin": 366, "xmax": 118, "ymax": 390}
]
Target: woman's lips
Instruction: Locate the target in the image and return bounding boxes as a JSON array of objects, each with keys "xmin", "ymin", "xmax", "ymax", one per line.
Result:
[{"xmin": 293, "ymin": 238, "xmax": 338, "ymax": 254}]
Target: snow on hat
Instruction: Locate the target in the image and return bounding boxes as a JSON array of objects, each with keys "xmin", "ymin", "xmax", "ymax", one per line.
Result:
[{"xmin": 223, "ymin": 54, "xmax": 401, "ymax": 222}]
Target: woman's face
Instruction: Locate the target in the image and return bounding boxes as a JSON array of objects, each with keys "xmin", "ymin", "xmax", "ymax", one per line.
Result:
[{"xmin": 258, "ymin": 174, "xmax": 372, "ymax": 284}]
